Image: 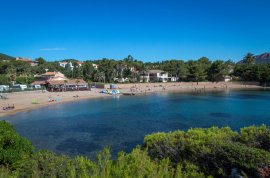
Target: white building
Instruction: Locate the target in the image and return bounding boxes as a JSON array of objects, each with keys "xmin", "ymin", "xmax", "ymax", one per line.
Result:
[
  {"xmin": 140, "ymin": 70, "xmax": 169, "ymax": 83},
  {"xmin": 168, "ymin": 76, "xmax": 178, "ymax": 82},
  {"xmin": 59, "ymin": 61, "xmax": 98, "ymax": 70},
  {"xmin": 59, "ymin": 62, "xmax": 68, "ymax": 68},
  {"xmin": 59, "ymin": 61, "xmax": 73, "ymax": 69},
  {"xmin": 92, "ymin": 63, "xmax": 98, "ymax": 69},
  {"xmin": 224, "ymin": 76, "xmax": 232, "ymax": 82}
]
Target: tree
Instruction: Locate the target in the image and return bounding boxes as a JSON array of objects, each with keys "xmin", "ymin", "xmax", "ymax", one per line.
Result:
[
  {"xmin": 82, "ymin": 61, "xmax": 95, "ymax": 81},
  {"xmin": 0, "ymin": 74, "xmax": 9, "ymax": 85},
  {"xmin": 123, "ymin": 68, "xmax": 132, "ymax": 78},
  {"xmin": 64, "ymin": 80, "xmax": 68, "ymax": 91},
  {"xmin": 0, "ymin": 121, "xmax": 33, "ymax": 169},
  {"xmin": 243, "ymin": 53, "xmax": 255, "ymax": 64},
  {"xmin": 160, "ymin": 60, "xmax": 188, "ymax": 82},
  {"xmin": 35, "ymin": 57, "xmax": 46, "ymax": 65},
  {"xmin": 187, "ymin": 61, "xmax": 207, "ymax": 82},
  {"xmin": 123, "ymin": 55, "xmax": 134, "ymax": 67},
  {"xmin": 6, "ymin": 67, "xmax": 16, "ymax": 86},
  {"xmin": 76, "ymin": 79, "xmax": 80, "ymax": 91},
  {"xmin": 260, "ymin": 64, "xmax": 270, "ymax": 85},
  {"xmin": 98, "ymin": 59, "xmax": 117, "ymax": 83},
  {"xmin": 208, "ymin": 60, "xmax": 228, "ymax": 82}
]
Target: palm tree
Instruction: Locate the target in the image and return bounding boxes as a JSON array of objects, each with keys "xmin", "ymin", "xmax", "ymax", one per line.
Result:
[
  {"xmin": 76, "ymin": 79, "xmax": 80, "ymax": 91},
  {"xmin": 64, "ymin": 80, "xmax": 68, "ymax": 92},
  {"xmin": 139, "ymin": 64, "xmax": 149, "ymax": 83},
  {"xmin": 6, "ymin": 67, "xmax": 16, "ymax": 86}
]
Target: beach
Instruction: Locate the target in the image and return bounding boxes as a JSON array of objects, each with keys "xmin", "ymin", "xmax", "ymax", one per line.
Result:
[
  {"xmin": 0, "ymin": 89, "xmax": 109, "ymax": 117},
  {"xmin": 0, "ymin": 82, "xmax": 265, "ymax": 117}
]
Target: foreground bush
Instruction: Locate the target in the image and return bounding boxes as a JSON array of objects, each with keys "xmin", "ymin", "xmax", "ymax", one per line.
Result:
[
  {"xmin": 12, "ymin": 148, "xmax": 206, "ymax": 178},
  {"xmin": 0, "ymin": 121, "xmax": 33, "ymax": 169},
  {"xmin": 1, "ymin": 120, "xmax": 270, "ymax": 177},
  {"xmin": 144, "ymin": 126, "xmax": 270, "ymax": 177}
]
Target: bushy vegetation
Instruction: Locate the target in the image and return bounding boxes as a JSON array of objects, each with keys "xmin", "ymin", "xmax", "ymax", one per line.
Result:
[
  {"xmin": 144, "ymin": 126, "xmax": 270, "ymax": 177},
  {"xmin": 1, "ymin": 53, "xmax": 270, "ymax": 85},
  {"xmin": 1, "ymin": 121, "xmax": 270, "ymax": 177}
]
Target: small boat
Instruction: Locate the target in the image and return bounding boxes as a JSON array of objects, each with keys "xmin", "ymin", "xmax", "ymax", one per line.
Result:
[
  {"xmin": 111, "ymin": 90, "xmax": 121, "ymax": 95},
  {"xmin": 100, "ymin": 90, "xmax": 109, "ymax": 94}
]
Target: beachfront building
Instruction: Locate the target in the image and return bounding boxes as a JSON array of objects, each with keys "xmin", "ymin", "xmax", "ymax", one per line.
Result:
[
  {"xmin": 32, "ymin": 71, "xmax": 89, "ymax": 92},
  {"xmin": 32, "ymin": 71, "xmax": 67, "ymax": 86},
  {"xmin": 16, "ymin": 57, "xmax": 38, "ymax": 66},
  {"xmin": 47, "ymin": 79, "xmax": 88, "ymax": 92},
  {"xmin": 34, "ymin": 72, "xmax": 67, "ymax": 82},
  {"xmin": 224, "ymin": 75, "xmax": 232, "ymax": 82},
  {"xmin": 140, "ymin": 70, "xmax": 169, "ymax": 83},
  {"xmin": 114, "ymin": 77, "xmax": 129, "ymax": 83}
]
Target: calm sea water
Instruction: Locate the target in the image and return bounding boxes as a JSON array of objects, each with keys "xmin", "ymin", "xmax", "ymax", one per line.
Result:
[{"xmin": 1, "ymin": 89, "xmax": 270, "ymax": 158}]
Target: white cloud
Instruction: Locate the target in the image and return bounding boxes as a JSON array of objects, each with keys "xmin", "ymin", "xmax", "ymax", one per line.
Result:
[{"xmin": 40, "ymin": 48, "xmax": 67, "ymax": 51}]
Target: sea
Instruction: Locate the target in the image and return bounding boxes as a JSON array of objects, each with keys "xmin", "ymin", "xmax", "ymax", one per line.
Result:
[{"xmin": 2, "ymin": 89, "xmax": 270, "ymax": 159}]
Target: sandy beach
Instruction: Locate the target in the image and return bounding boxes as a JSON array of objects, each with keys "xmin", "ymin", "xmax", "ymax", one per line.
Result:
[{"xmin": 0, "ymin": 82, "xmax": 266, "ymax": 117}]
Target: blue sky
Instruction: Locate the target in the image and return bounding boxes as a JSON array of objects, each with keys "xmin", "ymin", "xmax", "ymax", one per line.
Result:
[{"xmin": 0, "ymin": 0, "xmax": 269, "ymax": 62}]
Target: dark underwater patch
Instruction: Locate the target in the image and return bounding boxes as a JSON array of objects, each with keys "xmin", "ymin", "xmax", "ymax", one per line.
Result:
[
  {"xmin": 232, "ymin": 94, "xmax": 270, "ymax": 100},
  {"xmin": 210, "ymin": 112, "xmax": 231, "ymax": 118}
]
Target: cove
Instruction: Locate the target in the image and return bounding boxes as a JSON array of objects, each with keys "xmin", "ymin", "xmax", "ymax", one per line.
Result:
[{"xmin": 2, "ymin": 89, "xmax": 270, "ymax": 159}]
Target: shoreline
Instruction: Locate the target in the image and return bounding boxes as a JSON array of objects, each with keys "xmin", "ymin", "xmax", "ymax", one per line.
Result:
[
  {"xmin": 0, "ymin": 90, "xmax": 111, "ymax": 118},
  {"xmin": 0, "ymin": 82, "xmax": 269, "ymax": 118}
]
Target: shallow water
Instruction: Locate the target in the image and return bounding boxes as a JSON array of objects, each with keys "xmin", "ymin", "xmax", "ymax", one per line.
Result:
[{"xmin": 2, "ymin": 89, "xmax": 270, "ymax": 158}]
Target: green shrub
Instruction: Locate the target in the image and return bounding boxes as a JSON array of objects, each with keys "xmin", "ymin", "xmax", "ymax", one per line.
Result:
[
  {"xmin": 17, "ymin": 150, "xmax": 75, "ymax": 178},
  {"xmin": 1, "ymin": 121, "xmax": 270, "ymax": 178},
  {"xmin": 15, "ymin": 76, "xmax": 35, "ymax": 85},
  {"xmin": 0, "ymin": 121, "xmax": 33, "ymax": 169},
  {"xmin": 144, "ymin": 126, "xmax": 270, "ymax": 177},
  {"xmin": 238, "ymin": 125, "xmax": 270, "ymax": 151}
]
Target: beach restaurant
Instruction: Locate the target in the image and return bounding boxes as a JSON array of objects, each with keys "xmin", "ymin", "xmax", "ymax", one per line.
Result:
[
  {"xmin": 32, "ymin": 71, "xmax": 89, "ymax": 92},
  {"xmin": 47, "ymin": 79, "xmax": 89, "ymax": 92}
]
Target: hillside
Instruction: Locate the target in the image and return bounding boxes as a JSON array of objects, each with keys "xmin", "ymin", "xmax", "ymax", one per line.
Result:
[
  {"xmin": 238, "ymin": 52, "xmax": 270, "ymax": 64},
  {"xmin": 0, "ymin": 53, "xmax": 15, "ymax": 61}
]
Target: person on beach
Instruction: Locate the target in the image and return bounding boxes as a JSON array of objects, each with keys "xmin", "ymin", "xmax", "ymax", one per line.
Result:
[{"xmin": 2, "ymin": 104, "xmax": 15, "ymax": 110}]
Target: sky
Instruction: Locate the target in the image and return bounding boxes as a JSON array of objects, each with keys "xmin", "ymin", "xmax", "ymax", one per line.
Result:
[{"xmin": 0, "ymin": 0, "xmax": 270, "ymax": 62}]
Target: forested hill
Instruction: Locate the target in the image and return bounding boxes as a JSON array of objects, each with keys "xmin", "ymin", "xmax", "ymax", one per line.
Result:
[
  {"xmin": 0, "ymin": 53, "xmax": 15, "ymax": 61},
  {"xmin": 254, "ymin": 52, "xmax": 270, "ymax": 64}
]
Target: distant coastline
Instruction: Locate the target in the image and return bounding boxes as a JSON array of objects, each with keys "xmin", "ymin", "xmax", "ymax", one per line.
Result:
[{"xmin": 0, "ymin": 82, "xmax": 268, "ymax": 118}]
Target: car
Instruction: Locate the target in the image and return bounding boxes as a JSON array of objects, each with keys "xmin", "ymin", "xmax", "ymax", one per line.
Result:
[
  {"xmin": 12, "ymin": 84, "xmax": 27, "ymax": 91},
  {"xmin": 0, "ymin": 85, "xmax": 9, "ymax": 92},
  {"xmin": 33, "ymin": 84, "xmax": 41, "ymax": 89}
]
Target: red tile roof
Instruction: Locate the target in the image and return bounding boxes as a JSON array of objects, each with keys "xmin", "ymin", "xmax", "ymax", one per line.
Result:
[
  {"xmin": 42, "ymin": 72, "xmax": 56, "ymax": 76},
  {"xmin": 17, "ymin": 58, "xmax": 38, "ymax": 63}
]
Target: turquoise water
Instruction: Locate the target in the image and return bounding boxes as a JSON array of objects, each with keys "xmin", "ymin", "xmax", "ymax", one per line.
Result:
[{"xmin": 1, "ymin": 89, "xmax": 270, "ymax": 158}]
